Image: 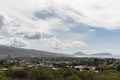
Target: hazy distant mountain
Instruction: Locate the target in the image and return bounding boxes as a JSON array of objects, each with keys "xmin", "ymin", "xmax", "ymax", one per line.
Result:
[
  {"xmin": 0, "ymin": 45, "xmax": 68, "ymax": 58},
  {"xmin": 73, "ymin": 51, "xmax": 112, "ymax": 56},
  {"xmin": 73, "ymin": 52, "xmax": 85, "ymax": 55},
  {"xmin": 91, "ymin": 53, "xmax": 112, "ymax": 56}
]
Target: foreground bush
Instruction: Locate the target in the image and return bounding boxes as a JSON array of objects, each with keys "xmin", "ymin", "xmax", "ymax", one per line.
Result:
[{"xmin": 0, "ymin": 67, "xmax": 119, "ymax": 80}]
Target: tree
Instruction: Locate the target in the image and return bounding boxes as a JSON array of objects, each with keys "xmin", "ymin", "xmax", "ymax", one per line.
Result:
[
  {"xmin": 0, "ymin": 75, "xmax": 7, "ymax": 80},
  {"xmin": 5, "ymin": 69, "xmax": 28, "ymax": 79},
  {"xmin": 66, "ymin": 75, "xmax": 81, "ymax": 80},
  {"xmin": 31, "ymin": 68, "xmax": 54, "ymax": 80},
  {"xmin": 116, "ymin": 65, "xmax": 120, "ymax": 71}
]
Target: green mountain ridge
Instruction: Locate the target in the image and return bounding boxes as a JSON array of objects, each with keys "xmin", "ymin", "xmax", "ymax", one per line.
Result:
[{"xmin": 0, "ymin": 45, "xmax": 68, "ymax": 58}]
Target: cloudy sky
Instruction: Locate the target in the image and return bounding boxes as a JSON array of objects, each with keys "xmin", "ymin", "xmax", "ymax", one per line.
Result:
[{"xmin": 0, "ymin": 0, "xmax": 120, "ymax": 54}]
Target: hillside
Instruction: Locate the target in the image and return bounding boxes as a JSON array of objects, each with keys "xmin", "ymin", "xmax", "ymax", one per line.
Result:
[
  {"xmin": 0, "ymin": 45, "xmax": 68, "ymax": 58},
  {"xmin": 73, "ymin": 51, "xmax": 85, "ymax": 55},
  {"xmin": 73, "ymin": 51, "xmax": 113, "ymax": 56}
]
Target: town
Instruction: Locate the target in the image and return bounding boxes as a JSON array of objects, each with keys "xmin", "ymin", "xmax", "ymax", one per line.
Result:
[
  {"xmin": 0, "ymin": 57, "xmax": 120, "ymax": 80},
  {"xmin": 0, "ymin": 57, "xmax": 120, "ymax": 71}
]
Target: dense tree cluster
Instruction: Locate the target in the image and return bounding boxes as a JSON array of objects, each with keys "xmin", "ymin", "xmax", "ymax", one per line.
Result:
[
  {"xmin": 0, "ymin": 57, "xmax": 120, "ymax": 80},
  {"xmin": 0, "ymin": 67, "xmax": 119, "ymax": 80}
]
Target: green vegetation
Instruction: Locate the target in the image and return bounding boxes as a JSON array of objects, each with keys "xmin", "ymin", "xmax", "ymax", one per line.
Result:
[
  {"xmin": 0, "ymin": 67, "xmax": 119, "ymax": 80},
  {"xmin": 0, "ymin": 57, "xmax": 120, "ymax": 80}
]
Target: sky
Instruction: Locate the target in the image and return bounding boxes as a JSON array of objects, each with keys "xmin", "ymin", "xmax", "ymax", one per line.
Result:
[{"xmin": 0, "ymin": 0, "xmax": 120, "ymax": 55}]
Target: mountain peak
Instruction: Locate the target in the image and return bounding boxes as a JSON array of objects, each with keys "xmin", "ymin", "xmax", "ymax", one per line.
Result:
[{"xmin": 73, "ymin": 51, "xmax": 85, "ymax": 55}]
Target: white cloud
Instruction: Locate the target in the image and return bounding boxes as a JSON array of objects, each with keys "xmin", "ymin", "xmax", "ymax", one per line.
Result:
[
  {"xmin": 54, "ymin": 0, "xmax": 120, "ymax": 30},
  {"xmin": 1, "ymin": 0, "xmax": 120, "ymax": 53},
  {"xmin": 88, "ymin": 29, "xmax": 96, "ymax": 32},
  {"xmin": 0, "ymin": 0, "xmax": 70, "ymax": 35},
  {"xmin": 1, "ymin": 0, "xmax": 120, "ymax": 36},
  {"xmin": 24, "ymin": 38, "xmax": 86, "ymax": 53},
  {"xmin": 0, "ymin": 37, "xmax": 28, "ymax": 47}
]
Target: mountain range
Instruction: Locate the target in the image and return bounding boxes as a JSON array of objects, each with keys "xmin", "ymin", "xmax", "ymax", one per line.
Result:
[
  {"xmin": 0, "ymin": 45, "xmax": 113, "ymax": 59},
  {"xmin": 0, "ymin": 45, "xmax": 68, "ymax": 58},
  {"xmin": 73, "ymin": 52, "xmax": 112, "ymax": 56}
]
